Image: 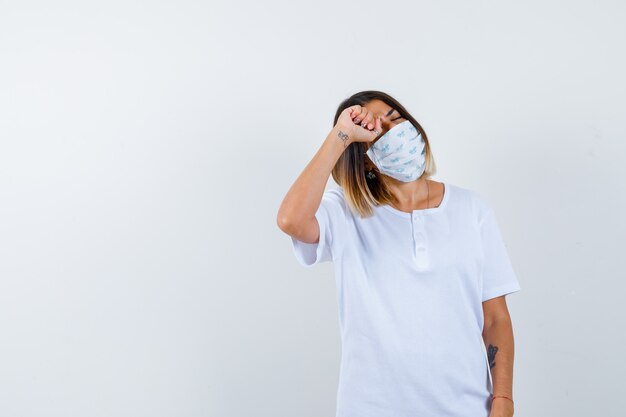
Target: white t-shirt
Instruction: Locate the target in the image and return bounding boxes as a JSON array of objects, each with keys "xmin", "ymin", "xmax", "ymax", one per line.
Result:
[{"xmin": 290, "ymin": 182, "xmax": 521, "ymax": 417}]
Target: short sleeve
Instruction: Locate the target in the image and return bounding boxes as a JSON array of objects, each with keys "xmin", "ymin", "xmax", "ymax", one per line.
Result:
[
  {"xmin": 478, "ymin": 207, "xmax": 521, "ymax": 301},
  {"xmin": 290, "ymin": 188, "xmax": 348, "ymax": 267}
]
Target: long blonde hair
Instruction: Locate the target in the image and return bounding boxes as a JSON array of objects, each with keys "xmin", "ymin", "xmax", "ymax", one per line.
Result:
[{"xmin": 330, "ymin": 90, "xmax": 437, "ymax": 218}]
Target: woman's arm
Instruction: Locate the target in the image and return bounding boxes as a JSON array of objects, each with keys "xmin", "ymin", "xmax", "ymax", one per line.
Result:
[
  {"xmin": 482, "ymin": 295, "xmax": 516, "ymax": 416},
  {"xmin": 276, "ymin": 124, "xmax": 352, "ymax": 243}
]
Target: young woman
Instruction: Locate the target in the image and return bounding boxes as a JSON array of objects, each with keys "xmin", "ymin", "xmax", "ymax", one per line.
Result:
[{"xmin": 277, "ymin": 90, "xmax": 521, "ymax": 417}]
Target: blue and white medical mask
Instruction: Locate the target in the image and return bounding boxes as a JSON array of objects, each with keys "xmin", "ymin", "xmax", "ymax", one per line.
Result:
[{"xmin": 365, "ymin": 120, "xmax": 426, "ymax": 182}]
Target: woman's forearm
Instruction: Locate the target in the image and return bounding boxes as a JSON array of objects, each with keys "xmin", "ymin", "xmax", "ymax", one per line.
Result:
[
  {"xmin": 482, "ymin": 317, "xmax": 516, "ymax": 399},
  {"xmin": 277, "ymin": 125, "xmax": 350, "ymax": 231}
]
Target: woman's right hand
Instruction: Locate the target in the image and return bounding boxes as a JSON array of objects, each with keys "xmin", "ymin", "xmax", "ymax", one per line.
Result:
[{"xmin": 335, "ymin": 105, "xmax": 383, "ymax": 145}]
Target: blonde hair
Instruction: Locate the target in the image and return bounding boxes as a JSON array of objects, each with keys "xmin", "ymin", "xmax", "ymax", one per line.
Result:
[{"xmin": 330, "ymin": 90, "xmax": 437, "ymax": 218}]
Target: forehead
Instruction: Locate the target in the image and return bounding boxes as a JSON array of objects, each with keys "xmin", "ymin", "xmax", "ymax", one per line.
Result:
[{"xmin": 364, "ymin": 99, "xmax": 394, "ymax": 116}]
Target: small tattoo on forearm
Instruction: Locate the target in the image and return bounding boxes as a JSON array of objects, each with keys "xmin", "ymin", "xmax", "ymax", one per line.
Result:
[
  {"xmin": 337, "ymin": 130, "xmax": 350, "ymax": 147},
  {"xmin": 487, "ymin": 344, "xmax": 499, "ymax": 369}
]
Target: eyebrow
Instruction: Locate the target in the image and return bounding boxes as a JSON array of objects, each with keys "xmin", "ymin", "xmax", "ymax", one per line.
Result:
[{"xmin": 385, "ymin": 108, "xmax": 396, "ymax": 117}]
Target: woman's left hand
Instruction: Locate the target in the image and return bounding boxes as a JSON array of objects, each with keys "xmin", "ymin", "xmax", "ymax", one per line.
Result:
[{"xmin": 488, "ymin": 397, "xmax": 514, "ymax": 417}]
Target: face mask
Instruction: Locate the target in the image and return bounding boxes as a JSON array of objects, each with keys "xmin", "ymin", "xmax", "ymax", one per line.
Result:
[{"xmin": 365, "ymin": 120, "xmax": 426, "ymax": 182}]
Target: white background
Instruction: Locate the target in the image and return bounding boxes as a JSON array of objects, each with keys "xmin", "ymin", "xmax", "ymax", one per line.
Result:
[{"xmin": 1, "ymin": 1, "xmax": 625, "ymax": 416}]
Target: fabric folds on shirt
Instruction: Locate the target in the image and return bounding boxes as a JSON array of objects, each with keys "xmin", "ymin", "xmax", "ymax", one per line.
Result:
[{"xmin": 290, "ymin": 188, "xmax": 348, "ymax": 267}]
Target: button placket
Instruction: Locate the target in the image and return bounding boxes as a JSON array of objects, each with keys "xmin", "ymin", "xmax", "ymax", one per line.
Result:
[{"xmin": 411, "ymin": 214, "xmax": 429, "ymax": 268}]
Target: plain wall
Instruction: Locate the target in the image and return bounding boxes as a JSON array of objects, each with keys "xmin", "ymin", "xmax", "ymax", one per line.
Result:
[{"xmin": 1, "ymin": 1, "xmax": 625, "ymax": 416}]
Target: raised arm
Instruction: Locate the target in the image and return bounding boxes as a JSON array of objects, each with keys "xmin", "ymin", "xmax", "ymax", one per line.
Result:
[
  {"xmin": 276, "ymin": 124, "xmax": 351, "ymax": 244},
  {"xmin": 276, "ymin": 105, "xmax": 381, "ymax": 244}
]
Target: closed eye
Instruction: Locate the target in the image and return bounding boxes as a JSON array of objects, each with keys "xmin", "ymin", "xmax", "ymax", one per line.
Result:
[{"xmin": 387, "ymin": 109, "xmax": 404, "ymax": 122}]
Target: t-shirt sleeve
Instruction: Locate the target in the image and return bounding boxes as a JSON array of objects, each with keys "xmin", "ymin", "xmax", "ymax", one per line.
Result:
[
  {"xmin": 478, "ymin": 207, "xmax": 521, "ymax": 301},
  {"xmin": 290, "ymin": 188, "xmax": 348, "ymax": 267}
]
